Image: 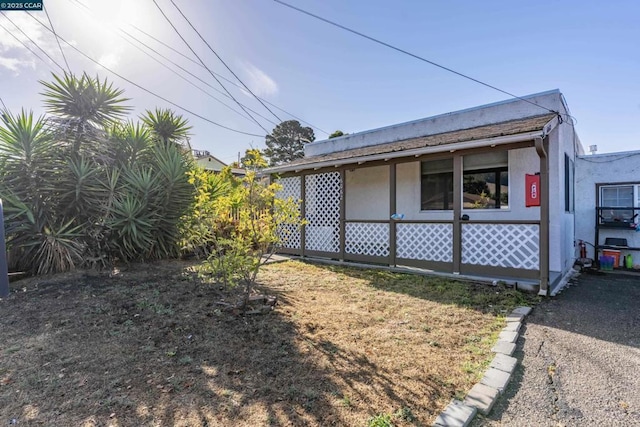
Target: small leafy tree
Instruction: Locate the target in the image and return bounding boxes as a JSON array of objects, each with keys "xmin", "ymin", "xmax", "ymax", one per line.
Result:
[
  {"xmin": 205, "ymin": 152, "xmax": 302, "ymax": 310},
  {"xmin": 179, "ymin": 167, "xmax": 232, "ymax": 258}
]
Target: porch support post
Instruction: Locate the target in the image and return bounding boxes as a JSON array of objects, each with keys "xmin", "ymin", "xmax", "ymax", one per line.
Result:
[
  {"xmin": 452, "ymin": 154, "xmax": 462, "ymax": 273},
  {"xmin": 339, "ymin": 169, "xmax": 346, "ymax": 261},
  {"xmin": 389, "ymin": 163, "xmax": 397, "ymax": 266},
  {"xmin": 300, "ymin": 173, "xmax": 306, "ymax": 258},
  {"xmin": 535, "ymin": 136, "xmax": 550, "ymax": 296}
]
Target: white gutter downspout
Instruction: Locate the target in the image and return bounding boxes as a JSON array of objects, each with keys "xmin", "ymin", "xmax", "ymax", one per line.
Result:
[{"xmin": 535, "ymin": 136, "xmax": 550, "ymax": 296}]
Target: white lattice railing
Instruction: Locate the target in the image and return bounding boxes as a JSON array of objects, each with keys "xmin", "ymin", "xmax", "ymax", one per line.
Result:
[
  {"xmin": 275, "ymin": 176, "xmax": 302, "ymax": 250},
  {"xmin": 305, "ymin": 172, "xmax": 341, "ymax": 253},
  {"xmin": 396, "ymin": 223, "xmax": 453, "ymax": 263},
  {"xmin": 345, "ymin": 222, "xmax": 390, "ymax": 257},
  {"xmin": 461, "ymin": 223, "xmax": 539, "ymax": 270}
]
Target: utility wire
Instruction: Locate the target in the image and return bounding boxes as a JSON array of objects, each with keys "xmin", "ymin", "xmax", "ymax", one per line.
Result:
[
  {"xmin": 119, "ymin": 27, "xmax": 279, "ymax": 126},
  {"xmin": 118, "ymin": 31, "xmax": 278, "ymax": 126},
  {"xmin": 169, "ymin": 0, "xmax": 283, "ymax": 123},
  {"xmin": 273, "ymin": 0, "xmax": 561, "ymax": 117},
  {"xmin": 73, "ymin": 0, "xmax": 204, "ymax": 68},
  {"xmin": 0, "ymin": 19, "xmax": 47, "ymax": 66},
  {"xmin": 68, "ymin": 0, "xmax": 325, "ymax": 134},
  {"xmin": 1, "ymin": 13, "xmax": 66, "ymax": 73},
  {"xmin": 27, "ymin": 12, "xmax": 265, "ymax": 138},
  {"xmin": 62, "ymin": 0, "xmax": 277, "ymax": 127},
  {"xmin": 43, "ymin": 5, "xmax": 71, "ymax": 73},
  {"xmin": 127, "ymin": 27, "xmax": 327, "ymax": 134},
  {"xmin": 152, "ymin": 0, "xmax": 270, "ymax": 134},
  {"xmin": 67, "ymin": 0, "xmax": 326, "ymax": 135}
]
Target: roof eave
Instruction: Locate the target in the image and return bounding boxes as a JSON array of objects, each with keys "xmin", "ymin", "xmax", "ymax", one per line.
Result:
[{"xmin": 266, "ymin": 127, "xmax": 552, "ymax": 174}]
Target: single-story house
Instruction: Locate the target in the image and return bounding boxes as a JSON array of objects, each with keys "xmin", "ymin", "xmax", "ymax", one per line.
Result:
[{"xmin": 267, "ymin": 90, "xmax": 584, "ymax": 296}]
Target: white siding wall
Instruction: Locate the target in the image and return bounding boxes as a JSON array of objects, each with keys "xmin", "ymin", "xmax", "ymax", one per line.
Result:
[{"xmin": 575, "ymin": 151, "xmax": 640, "ymax": 261}]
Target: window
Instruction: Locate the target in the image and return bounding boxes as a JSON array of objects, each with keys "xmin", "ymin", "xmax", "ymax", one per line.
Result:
[
  {"xmin": 420, "ymin": 159, "xmax": 453, "ymax": 210},
  {"xmin": 463, "ymin": 151, "xmax": 509, "ymax": 209},
  {"xmin": 600, "ymin": 185, "xmax": 635, "ymax": 223},
  {"xmin": 565, "ymin": 154, "xmax": 574, "ymax": 212}
]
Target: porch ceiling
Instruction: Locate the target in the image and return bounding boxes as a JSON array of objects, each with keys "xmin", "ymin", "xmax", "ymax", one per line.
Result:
[{"xmin": 266, "ymin": 113, "xmax": 557, "ymax": 173}]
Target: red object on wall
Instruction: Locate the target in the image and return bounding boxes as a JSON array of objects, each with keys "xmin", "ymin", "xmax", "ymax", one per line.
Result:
[{"xmin": 525, "ymin": 174, "xmax": 541, "ymax": 207}]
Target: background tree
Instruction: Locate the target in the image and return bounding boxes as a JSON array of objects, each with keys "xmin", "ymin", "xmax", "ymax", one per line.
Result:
[{"xmin": 264, "ymin": 120, "xmax": 314, "ymax": 166}]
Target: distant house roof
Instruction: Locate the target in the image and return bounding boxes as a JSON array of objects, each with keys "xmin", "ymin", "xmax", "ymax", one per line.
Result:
[
  {"xmin": 266, "ymin": 113, "xmax": 557, "ymax": 173},
  {"xmin": 193, "ymin": 150, "xmax": 246, "ymax": 176}
]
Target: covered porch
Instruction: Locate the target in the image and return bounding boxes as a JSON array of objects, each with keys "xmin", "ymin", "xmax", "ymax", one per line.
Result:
[{"xmin": 271, "ymin": 114, "xmax": 560, "ymax": 295}]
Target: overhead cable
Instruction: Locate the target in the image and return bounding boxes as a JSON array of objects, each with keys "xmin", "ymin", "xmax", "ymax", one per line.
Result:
[
  {"xmin": 273, "ymin": 0, "xmax": 564, "ymax": 118},
  {"xmin": 152, "ymin": 0, "xmax": 270, "ymax": 134},
  {"xmin": 62, "ymin": 0, "xmax": 277, "ymax": 126},
  {"xmin": 68, "ymin": 0, "xmax": 326, "ymax": 134},
  {"xmin": 43, "ymin": 5, "xmax": 71, "ymax": 73},
  {"xmin": 1, "ymin": 13, "xmax": 66, "ymax": 72},
  {"xmin": 27, "ymin": 12, "xmax": 266, "ymax": 137},
  {"xmin": 169, "ymin": 0, "xmax": 283, "ymax": 123}
]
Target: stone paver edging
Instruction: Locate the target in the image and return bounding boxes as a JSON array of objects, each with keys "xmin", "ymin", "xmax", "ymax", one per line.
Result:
[{"xmin": 433, "ymin": 306, "xmax": 532, "ymax": 426}]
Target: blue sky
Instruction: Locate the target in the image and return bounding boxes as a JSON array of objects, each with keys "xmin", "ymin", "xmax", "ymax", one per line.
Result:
[{"xmin": 0, "ymin": 0, "xmax": 638, "ymax": 164}]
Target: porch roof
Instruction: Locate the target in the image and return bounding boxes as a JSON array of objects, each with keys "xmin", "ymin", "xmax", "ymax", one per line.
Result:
[{"xmin": 266, "ymin": 113, "xmax": 557, "ymax": 173}]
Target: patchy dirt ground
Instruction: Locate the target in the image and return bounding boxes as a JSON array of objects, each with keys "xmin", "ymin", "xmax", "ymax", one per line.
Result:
[{"xmin": 0, "ymin": 260, "xmax": 537, "ymax": 426}]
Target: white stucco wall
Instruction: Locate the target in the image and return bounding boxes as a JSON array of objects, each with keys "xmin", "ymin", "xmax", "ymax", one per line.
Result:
[
  {"xmin": 345, "ymin": 166, "xmax": 389, "ymax": 220},
  {"xmin": 383, "ymin": 147, "xmax": 542, "ymax": 222},
  {"xmin": 306, "ymin": 90, "xmax": 563, "ymax": 157},
  {"xmin": 544, "ymin": 118, "xmax": 583, "ymax": 278},
  {"xmin": 575, "ymin": 151, "xmax": 640, "ymax": 261}
]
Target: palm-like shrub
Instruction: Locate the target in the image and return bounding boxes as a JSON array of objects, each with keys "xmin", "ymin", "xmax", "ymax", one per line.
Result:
[
  {"xmin": 0, "ymin": 73, "xmax": 195, "ymax": 274},
  {"xmin": 0, "ymin": 110, "xmax": 85, "ymax": 274}
]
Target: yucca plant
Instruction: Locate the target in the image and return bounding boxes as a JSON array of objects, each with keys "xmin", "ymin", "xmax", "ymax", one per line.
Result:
[
  {"xmin": 0, "ymin": 110, "xmax": 86, "ymax": 274},
  {"xmin": 141, "ymin": 108, "xmax": 192, "ymax": 148},
  {"xmin": 1, "ymin": 73, "xmax": 197, "ymax": 274},
  {"xmin": 40, "ymin": 72, "xmax": 130, "ymax": 157}
]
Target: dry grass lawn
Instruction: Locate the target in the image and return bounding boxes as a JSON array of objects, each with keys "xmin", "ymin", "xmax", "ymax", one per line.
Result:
[{"xmin": 0, "ymin": 259, "xmax": 537, "ymax": 426}]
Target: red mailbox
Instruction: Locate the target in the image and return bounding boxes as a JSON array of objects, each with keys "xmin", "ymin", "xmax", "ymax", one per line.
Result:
[{"xmin": 525, "ymin": 174, "xmax": 540, "ymax": 207}]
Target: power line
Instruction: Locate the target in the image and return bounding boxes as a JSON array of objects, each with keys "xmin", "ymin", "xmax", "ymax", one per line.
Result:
[
  {"xmin": 26, "ymin": 12, "xmax": 265, "ymax": 138},
  {"xmin": 118, "ymin": 31, "xmax": 277, "ymax": 126},
  {"xmin": 1, "ymin": 13, "xmax": 66, "ymax": 72},
  {"xmin": 43, "ymin": 5, "xmax": 71, "ymax": 73},
  {"xmin": 131, "ymin": 24, "xmax": 203, "ymax": 68},
  {"xmin": 152, "ymin": 0, "xmax": 270, "ymax": 134},
  {"xmin": 66, "ymin": 0, "xmax": 327, "ymax": 135},
  {"xmin": 70, "ymin": 0, "xmax": 326, "ymax": 134},
  {"xmin": 273, "ymin": 0, "xmax": 560, "ymax": 117},
  {"xmin": 62, "ymin": 0, "xmax": 278, "ymax": 127},
  {"xmin": 169, "ymin": 0, "xmax": 283, "ymax": 124}
]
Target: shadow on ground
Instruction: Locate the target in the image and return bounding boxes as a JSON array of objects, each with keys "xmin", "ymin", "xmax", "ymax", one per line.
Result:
[{"xmin": 0, "ymin": 262, "xmax": 346, "ymax": 426}]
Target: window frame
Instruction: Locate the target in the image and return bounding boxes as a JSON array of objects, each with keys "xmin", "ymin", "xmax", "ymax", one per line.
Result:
[
  {"xmin": 598, "ymin": 183, "xmax": 639, "ymax": 225},
  {"xmin": 419, "ymin": 151, "xmax": 511, "ymax": 212},
  {"xmin": 462, "ymin": 166, "xmax": 509, "ymax": 210}
]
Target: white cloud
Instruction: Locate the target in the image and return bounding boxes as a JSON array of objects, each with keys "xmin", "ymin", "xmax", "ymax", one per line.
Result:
[
  {"xmin": 0, "ymin": 55, "xmax": 34, "ymax": 73},
  {"xmin": 0, "ymin": 14, "xmax": 55, "ymax": 73},
  {"xmin": 96, "ymin": 52, "xmax": 120, "ymax": 70},
  {"xmin": 242, "ymin": 63, "xmax": 278, "ymax": 97}
]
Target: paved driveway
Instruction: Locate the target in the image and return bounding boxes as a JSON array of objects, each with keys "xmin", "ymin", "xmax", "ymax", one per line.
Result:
[{"xmin": 473, "ymin": 273, "xmax": 640, "ymax": 426}]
